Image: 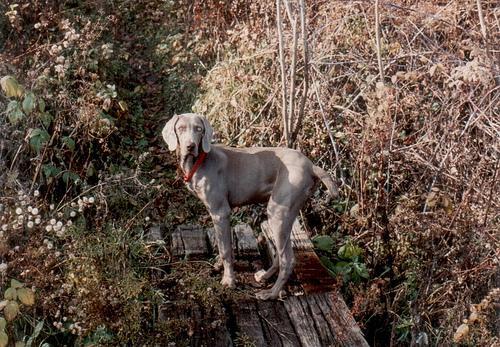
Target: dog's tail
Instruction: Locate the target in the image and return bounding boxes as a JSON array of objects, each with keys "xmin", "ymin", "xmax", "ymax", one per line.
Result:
[{"xmin": 312, "ymin": 165, "xmax": 339, "ymax": 198}]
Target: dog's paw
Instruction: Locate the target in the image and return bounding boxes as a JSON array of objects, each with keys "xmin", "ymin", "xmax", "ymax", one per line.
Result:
[
  {"xmin": 255, "ymin": 288, "xmax": 278, "ymax": 300},
  {"xmin": 254, "ymin": 270, "xmax": 267, "ymax": 283},
  {"xmin": 220, "ymin": 275, "xmax": 236, "ymax": 288}
]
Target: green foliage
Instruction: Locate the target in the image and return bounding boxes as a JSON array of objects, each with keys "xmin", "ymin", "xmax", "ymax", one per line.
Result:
[
  {"xmin": 313, "ymin": 236, "xmax": 369, "ymax": 283},
  {"xmin": 6, "ymin": 100, "xmax": 24, "ymax": 124},
  {"xmin": 29, "ymin": 128, "xmax": 50, "ymax": 154}
]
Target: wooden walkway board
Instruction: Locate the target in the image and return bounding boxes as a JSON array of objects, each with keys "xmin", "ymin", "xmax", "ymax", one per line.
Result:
[
  {"xmin": 233, "ymin": 224, "xmax": 260, "ymax": 258},
  {"xmin": 171, "ymin": 225, "xmax": 209, "ymax": 259},
  {"xmin": 166, "ymin": 221, "xmax": 369, "ymax": 347},
  {"xmin": 206, "ymin": 224, "xmax": 260, "ymax": 258}
]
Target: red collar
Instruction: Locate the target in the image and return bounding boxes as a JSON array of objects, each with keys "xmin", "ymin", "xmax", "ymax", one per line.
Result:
[{"xmin": 183, "ymin": 151, "xmax": 207, "ymax": 182}]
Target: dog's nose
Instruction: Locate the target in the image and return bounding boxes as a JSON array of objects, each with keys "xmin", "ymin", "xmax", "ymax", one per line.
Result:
[{"xmin": 187, "ymin": 143, "xmax": 195, "ymax": 151}]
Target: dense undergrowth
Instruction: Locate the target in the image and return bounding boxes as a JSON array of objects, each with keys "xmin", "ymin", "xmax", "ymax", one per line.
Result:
[{"xmin": 0, "ymin": 0, "xmax": 498, "ymax": 346}]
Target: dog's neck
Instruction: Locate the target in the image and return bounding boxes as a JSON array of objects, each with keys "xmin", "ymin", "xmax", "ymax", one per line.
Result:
[{"xmin": 178, "ymin": 153, "xmax": 194, "ymax": 176}]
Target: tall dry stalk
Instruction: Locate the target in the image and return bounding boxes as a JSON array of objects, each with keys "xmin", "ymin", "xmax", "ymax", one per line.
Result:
[
  {"xmin": 276, "ymin": 0, "xmax": 290, "ymax": 146},
  {"xmin": 276, "ymin": 0, "xmax": 310, "ymax": 148},
  {"xmin": 375, "ymin": 0, "xmax": 384, "ymax": 82}
]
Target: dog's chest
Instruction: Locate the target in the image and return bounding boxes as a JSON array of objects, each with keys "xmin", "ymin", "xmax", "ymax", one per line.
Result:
[{"xmin": 185, "ymin": 176, "xmax": 206, "ymax": 197}]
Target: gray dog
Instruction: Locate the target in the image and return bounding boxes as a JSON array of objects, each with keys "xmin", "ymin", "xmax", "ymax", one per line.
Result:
[{"xmin": 162, "ymin": 113, "xmax": 338, "ymax": 300}]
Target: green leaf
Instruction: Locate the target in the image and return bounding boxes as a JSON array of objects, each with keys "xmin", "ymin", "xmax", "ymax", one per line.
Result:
[
  {"xmin": 29, "ymin": 128, "xmax": 50, "ymax": 154},
  {"xmin": 0, "ymin": 75, "xmax": 24, "ymax": 98},
  {"xmin": 0, "ymin": 331, "xmax": 7, "ymax": 347},
  {"xmin": 86, "ymin": 163, "xmax": 96, "ymax": 178},
  {"xmin": 4, "ymin": 288, "xmax": 16, "ymax": 301},
  {"xmin": 312, "ymin": 235, "xmax": 334, "ymax": 253},
  {"xmin": 6, "ymin": 100, "xmax": 24, "ymax": 125},
  {"xmin": 337, "ymin": 241, "xmax": 363, "ymax": 260},
  {"xmin": 42, "ymin": 165, "xmax": 62, "ymax": 178},
  {"xmin": 39, "ymin": 112, "xmax": 53, "ymax": 128},
  {"xmin": 22, "ymin": 92, "xmax": 36, "ymax": 115},
  {"xmin": 38, "ymin": 98, "xmax": 45, "ymax": 112},
  {"xmin": 0, "ymin": 317, "xmax": 6, "ymax": 330},
  {"xmin": 62, "ymin": 136, "xmax": 75, "ymax": 152},
  {"xmin": 4, "ymin": 301, "xmax": 19, "ymax": 321},
  {"xmin": 62, "ymin": 171, "xmax": 80, "ymax": 185},
  {"xmin": 353, "ymin": 262, "xmax": 369, "ymax": 279},
  {"xmin": 334, "ymin": 261, "xmax": 352, "ymax": 274},
  {"xmin": 17, "ymin": 288, "xmax": 35, "ymax": 306},
  {"xmin": 10, "ymin": 279, "xmax": 23, "ymax": 289},
  {"xmin": 26, "ymin": 320, "xmax": 44, "ymax": 347}
]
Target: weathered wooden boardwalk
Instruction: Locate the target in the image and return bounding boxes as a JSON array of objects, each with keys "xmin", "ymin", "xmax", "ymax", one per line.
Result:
[{"xmin": 164, "ymin": 220, "xmax": 369, "ymax": 347}]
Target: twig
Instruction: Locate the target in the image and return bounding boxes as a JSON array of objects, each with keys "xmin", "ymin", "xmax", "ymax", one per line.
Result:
[
  {"xmin": 288, "ymin": 16, "xmax": 298, "ymax": 147},
  {"xmin": 375, "ymin": 0, "xmax": 384, "ymax": 82},
  {"xmin": 475, "ymin": 0, "xmax": 499, "ymax": 86},
  {"xmin": 312, "ymin": 80, "xmax": 343, "ymax": 182},
  {"xmin": 276, "ymin": 0, "xmax": 290, "ymax": 147},
  {"xmin": 291, "ymin": 0, "xmax": 309, "ymax": 145}
]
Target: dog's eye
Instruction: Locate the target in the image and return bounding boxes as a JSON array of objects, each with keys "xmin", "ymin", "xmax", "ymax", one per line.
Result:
[
  {"xmin": 177, "ymin": 126, "xmax": 186, "ymax": 132},
  {"xmin": 195, "ymin": 126, "xmax": 203, "ymax": 132}
]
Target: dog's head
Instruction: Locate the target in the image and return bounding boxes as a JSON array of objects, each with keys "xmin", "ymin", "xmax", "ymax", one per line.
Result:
[{"xmin": 162, "ymin": 113, "xmax": 213, "ymax": 158}]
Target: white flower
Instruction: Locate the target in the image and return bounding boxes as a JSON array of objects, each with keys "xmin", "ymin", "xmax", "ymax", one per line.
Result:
[
  {"xmin": 54, "ymin": 225, "xmax": 61, "ymax": 232},
  {"xmin": 83, "ymin": 197, "xmax": 89, "ymax": 204},
  {"xmin": 70, "ymin": 211, "xmax": 76, "ymax": 217},
  {"xmin": 17, "ymin": 215, "xmax": 24, "ymax": 221},
  {"xmin": 145, "ymin": 216, "xmax": 150, "ymax": 222},
  {"xmin": 56, "ymin": 221, "xmax": 63, "ymax": 228},
  {"xmin": 34, "ymin": 23, "xmax": 41, "ymax": 29},
  {"xmin": 66, "ymin": 220, "xmax": 73, "ymax": 226},
  {"xmin": 15, "ymin": 208, "xmax": 22, "ymax": 215},
  {"xmin": 88, "ymin": 197, "xmax": 95, "ymax": 204},
  {"xmin": 31, "ymin": 207, "xmax": 39, "ymax": 215},
  {"xmin": 27, "ymin": 221, "xmax": 34, "ymax": 228},
  {"xmin": 1, "ymin": 224, "xmax": 7, "ymax": 231},
  {"xmin": 35, "ymin": 218, "xmax": 41, "ymax": 225},
  {"xmin": 34, "ymin": 190, "xmax": 40, "ymax": 197},
  {"xmin": 49, "ymin": 204, "xmax": 55, "ymax": 210},
  {"xmin": 56, "ymin": 229, "xmax": 64, "ymax": 237},
  {"xmin": 0, "ymin": 263, "xmax": 7, "ymax": 273},
  {"xmin": 47, "ymin": 242, "xmax": 53, "ymax": 250},
  {"xmin": 45, "ymin": 225, "xmax": 53, "ymax": 232},
  {"xmin": 50, "ymin": 219, "xmax": 56, "ymax": 225},
  {"xmin": 28, "ymin": 206, "xmax": 33, "ymax": 213}
]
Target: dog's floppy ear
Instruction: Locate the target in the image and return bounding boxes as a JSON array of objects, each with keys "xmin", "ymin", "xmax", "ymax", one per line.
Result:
[
  {"xmin": 162, "ymin": 114, "xmax": 179, "ymax": 151},
  {"xmin": 201, "ymin": 116, "xmax": 213, "ymax": 153}
]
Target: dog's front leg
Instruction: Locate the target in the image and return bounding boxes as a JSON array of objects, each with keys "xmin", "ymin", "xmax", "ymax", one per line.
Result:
[{"xmin": 210, "ymin": 206, "xmax": 236, "ymax": 288}]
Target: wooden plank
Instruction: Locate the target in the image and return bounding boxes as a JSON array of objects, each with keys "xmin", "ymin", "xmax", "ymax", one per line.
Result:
[
  {"xmin": 174, "ymin": 225, "xmax": 209, "ymax": 259},
  {"xmin": 304, "ymin": 295, "xmax": 336, "ymax": 346},
  {"xmin": 207, "ymin": 225, "xmax": 258, "ymax": 258},
  {"xmin": 233, "ymin": 224, "xmax": 260, "ymax": 258},
  {"xmin": 316, "ymin": 292, "xmax": 369, "ymax": 347},
  {"xmin": 255, "ymin": 301, "xmax": 285, "ymax": 347},
  {"xmin": 232, "ymin": 300, "xmax": 267, "ymax": 346},
  {"xmin": 273, "ymin": 301, "xmax": 302, "ymax": 347},
  {"xmin": 171, "ymin": 228, "xmax": 184, "ymax": 257},
  {"xmin": 284, "ymin": 295, "xmax": 322, "ymax": 347}
]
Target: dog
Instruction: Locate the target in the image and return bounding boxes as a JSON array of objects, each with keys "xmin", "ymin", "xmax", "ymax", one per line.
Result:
[{"xmin": 162, "ymin": 113, "xmax": 338, "ymax": 299}]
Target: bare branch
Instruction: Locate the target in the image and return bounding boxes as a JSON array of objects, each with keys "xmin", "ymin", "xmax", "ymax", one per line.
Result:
[
  {"xmin": 375, "ymin": 0, "xmax": 384, "ymax": 82},
  {"xmin": 291, "ymin": 0, "xmax": 309, "ymax": 145},
  {"xmin": 288, "ymin": 16, "xmax": 298, "ymax": 146},
  {"xmin": 276, "ymin": 0, "xmax": 290, "ymax": 146}
]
